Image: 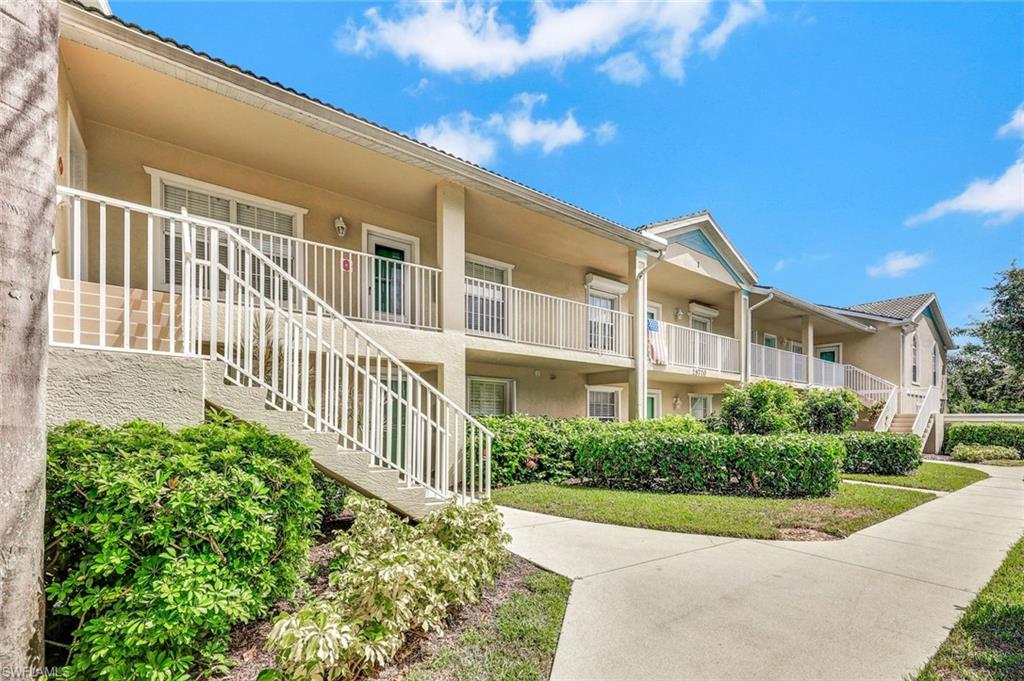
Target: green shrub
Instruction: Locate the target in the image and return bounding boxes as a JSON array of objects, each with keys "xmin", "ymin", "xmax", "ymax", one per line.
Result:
[
  {"xmin": 314, "ymin": 469, "xmax": 349, "ymax": 525},
  {"xmin": 799, "ymin": 388, "xmax": 862, "ymax": 433},
  {"xmin": 481, "ymin": 414, "xmax": 601, "ymax": 485},
  {"xmin": 720, "ymin": 381, "xmax": 801, "ymax": 434},
  {"xmin": 945, "ymin": 422, "xmax": 1024, "ymax": 455},
  {"xmin": 839, "ymin": 431, "xmax": 922, "ymax": 475},
  {"xmin": 951, "ymin": 443, "xmax": 1021, "ymax": 463},
  {"xmin": 575, "ymin": 429, "xmax": 842, "ymax": 497},
  {"xmin": 45, "ymin": 416, "xmax": 321, "ymax": 679},
  {"xmin": 267, "ymin": 495, "xmax": 509, "ymax": 680}
]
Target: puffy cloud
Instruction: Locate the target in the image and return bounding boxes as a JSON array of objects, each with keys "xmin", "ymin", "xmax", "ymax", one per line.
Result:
[
  {"xmin": 700, "ymin": 0, "xmax": 766, "ymax": 55},
  {"xmin": 866, "ymin": 251, "xmax": 931, "ymax": 278},
  {"xmin": 997, "ymin": 103, "xmax": 1024, "ymax": 139},
  {"xmin": 413, "ymin": 112, "xmax": 497, "ymax": 165},
  {"xmin": 594, "ymin": 121, "xmax": 618, "ymax": 144},
  {"xmin": 906, "ymin": 159, "xmax": 1024, "ymax": 226},
  {"xmin": 596, "ymin": 51, "xmax": 649, "ymax": 85}
]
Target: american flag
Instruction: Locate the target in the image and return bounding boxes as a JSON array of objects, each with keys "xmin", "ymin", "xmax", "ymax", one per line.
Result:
[{"xmin": 647, "ymin": 318, "xmax": 668, "ymax": 365}]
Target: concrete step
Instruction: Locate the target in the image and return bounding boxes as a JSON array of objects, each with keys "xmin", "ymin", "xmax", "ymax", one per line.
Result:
[{"xmin": 202, "ymin": 359, "xmax": 436, "ymax": 519}]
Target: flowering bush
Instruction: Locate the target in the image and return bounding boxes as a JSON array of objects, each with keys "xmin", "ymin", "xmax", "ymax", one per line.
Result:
[{"xmin": 266, "ymin": 495, "xmax": 509, "ymax": 679}]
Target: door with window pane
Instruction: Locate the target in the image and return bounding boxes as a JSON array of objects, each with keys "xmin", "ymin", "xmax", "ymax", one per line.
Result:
[
  {"xmin": 465, "ymin": 260, "xmax": 509, "ymax": 336},
  {"xmin": 587, "ymin": 293, "xmax": 616, "ymax": 352}
]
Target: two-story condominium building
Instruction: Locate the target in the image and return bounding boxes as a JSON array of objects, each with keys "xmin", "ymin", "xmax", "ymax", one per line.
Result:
[{"xmin": 42, "ymin": 1, "xmax": 954, "ymax": 515}]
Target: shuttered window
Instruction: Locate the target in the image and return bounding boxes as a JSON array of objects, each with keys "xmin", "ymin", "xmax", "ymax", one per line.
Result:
[
  {"xmin": 468, "ymin": 378, "xmax": 514, "ymax": 416},
  {"xmin": 587, "ymin": 388, "xmax": 619, "ymax": 422},
  {"xmin": 465, "ymin": 258, "xmax": 510, "ymax": 335}
]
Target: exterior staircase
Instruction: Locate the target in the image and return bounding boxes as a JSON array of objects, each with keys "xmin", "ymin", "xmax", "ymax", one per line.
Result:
[
  {"xmin": 888, "ymin": 414, "xmax": 917, "ymax": 433},
  {"xmin": 51, "ymin": 186, "xmax": 492, "ymax": 519}
]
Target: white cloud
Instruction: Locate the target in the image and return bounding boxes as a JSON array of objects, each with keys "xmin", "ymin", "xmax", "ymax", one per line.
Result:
[
  {"xmin": 596, "ymin": 51, "xmax": 648, "ymax": 85},
  {"xmin": 997, "ymin": 103, "xmax": 1024, "ymax": 138},
  {"xmin": 338, "ymin": 1, "xmax": 759, "ymax": 82},
  {"xmin": 773, "ymin": 258, "xmax": 788, "ymax": 272},
  {"xmin": 905, "ymin": 159, "xmax": 1024, "ymax": 226},
  {"xmin": 413, "ymin": 112, "xmax": 497, "ymax": 165},
  {"xmin": 405, "ymin": 77, "xmax": 430, "ymax": 96},
  {"xmin": 594, "ymin": 121, "xmax": 618, "ymax": 144},
  {"xmin": 700, "ymin": 0, "xmax": 766, "ymax": 55},
  {"xmin": 866, "ymin": 251, "xmax": 931, "ymax": 279},
  {"xmin": 497, "ymin": 92, "xmax": 586, "ymax": 153}
]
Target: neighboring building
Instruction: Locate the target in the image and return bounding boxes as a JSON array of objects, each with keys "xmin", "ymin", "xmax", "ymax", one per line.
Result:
[{"xmin": 42, "ymin": 1, "xmax": 954, "ymax": 514}]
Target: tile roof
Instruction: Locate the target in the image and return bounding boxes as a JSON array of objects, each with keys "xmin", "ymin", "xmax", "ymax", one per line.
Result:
[{"xmin": 844, "ymin": 293, "xmax": 935, "ymax": 320}]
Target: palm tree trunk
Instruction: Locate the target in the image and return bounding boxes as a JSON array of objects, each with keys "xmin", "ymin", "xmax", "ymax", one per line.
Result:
[{"xmin": 0, "ymin": 0, "xmax": 59, "ymax": 672}]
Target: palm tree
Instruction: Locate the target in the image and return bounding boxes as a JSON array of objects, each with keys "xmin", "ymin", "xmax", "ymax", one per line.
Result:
[{"xmin": 0, "ymin": 0, "xmax": 59, "ymax": 671}]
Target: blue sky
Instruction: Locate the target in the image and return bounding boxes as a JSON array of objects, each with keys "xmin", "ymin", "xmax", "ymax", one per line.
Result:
[{"xmin": 111, "ymin": 1, "xmax": 1024, "ymax": 331}]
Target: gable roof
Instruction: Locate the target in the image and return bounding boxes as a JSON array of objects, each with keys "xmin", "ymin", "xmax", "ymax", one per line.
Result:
[
  {"xmin": 59, "ymin": 0, "xmax": 666, "ymax": 254},
  {"xmin": 639, "ymin": 211, "xmax": 758, "ymax": 285},
  {"xmin": 846, "ymin": 293, "xmax": 936, "ymax": 320}
]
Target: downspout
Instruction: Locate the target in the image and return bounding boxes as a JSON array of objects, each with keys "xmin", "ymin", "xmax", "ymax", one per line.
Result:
[
  {"xmin": 636, "ymin": 249, "xmax": 665, "ymax": 280},
  {"xmin": 744, "ymin": 292, "xmax": 774, "ymax": 383}
]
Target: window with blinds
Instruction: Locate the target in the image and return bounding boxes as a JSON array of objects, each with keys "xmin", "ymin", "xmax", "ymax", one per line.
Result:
[
  {"xmin": 587, "ymin": 389, "xmax": 619, "ymax": 422},
  {"xmin": 467, "ymin": 378, "xmax": 513, "ymax": 416},
  {"xmin": 465, "ymin": 258, "xmax": 509, "ymax": 336},
  {"xmin": 161, "ymin": 181, "xmax": 297, "ymax": 290}
]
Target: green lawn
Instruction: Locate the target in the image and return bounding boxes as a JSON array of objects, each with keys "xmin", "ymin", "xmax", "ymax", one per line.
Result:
[
  {"xmin": 982, "ymin": 459, "xmax": 1024, "ymax": 467},
  {"xmin": 405, "ymin": 571, "xmax": 571, "ymax": 681},
  {"xmin": 492, "ymin": 482, "xmax": 934, "ymax": 540},
  {"xmin": 916, "ymin": 534, "xmax": 1024, "ymax": 680},
  {"xmin": 843, "ymin": 461, "xmax": 989, "ymax": 492}
]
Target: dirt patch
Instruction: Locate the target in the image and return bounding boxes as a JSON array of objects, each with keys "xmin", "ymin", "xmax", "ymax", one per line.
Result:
[
  {"xmin": 798, "ymin": 503, "xmax": 872, "ymax": 522},
  {"xmin": 222, "ymin": 549, "xmax": 539, "ymax": 680},
  {"xmin": 776, "ymin": 527, "xmax": 835, "ymax": 541}
]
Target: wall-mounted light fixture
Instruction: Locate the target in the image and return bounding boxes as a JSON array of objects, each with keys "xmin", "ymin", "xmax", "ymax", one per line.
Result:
[
  {"xmin": 334, "ymin": 217, "xmax": 348, "ymax": 238},
  {"xmin": 672, "ymin": 395, "xmax": 682, "ymax": 410}
]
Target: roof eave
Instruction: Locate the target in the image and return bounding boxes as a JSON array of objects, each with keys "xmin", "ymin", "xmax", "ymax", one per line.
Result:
[
  {"xmin": 750, "ymin": 287, "xmax": 877, "ymax": 333},
  {"xmin": 58, "ymin": 1, "xmax": 666, "ymax": 254},
  {"xmin": 641, "ymin": 212, "xmax": 758, "ymax": 284}
]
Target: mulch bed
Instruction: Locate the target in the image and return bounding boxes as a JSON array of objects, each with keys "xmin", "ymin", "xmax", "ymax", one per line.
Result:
[{"xmin": 222, "ymin": 541, "xmax": 538, "ymax": 680}]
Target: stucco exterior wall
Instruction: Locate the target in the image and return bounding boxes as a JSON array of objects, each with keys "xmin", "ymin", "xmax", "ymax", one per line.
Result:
[
  {"xmin": 466, "ymin": 361, "xmax": 589, "ymax": 418},
  {"xmin": 47, "ymin": 347, "xmax": 205, "ymax": 428},
  {"xmin": 903, "ymin": 312, "xmax": 945, "ymax": 395}
]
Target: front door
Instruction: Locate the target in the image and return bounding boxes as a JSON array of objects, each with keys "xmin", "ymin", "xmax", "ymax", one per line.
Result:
[{"xmin": 367, "ymin": 233, "xmax": 413, "ymax": 323}]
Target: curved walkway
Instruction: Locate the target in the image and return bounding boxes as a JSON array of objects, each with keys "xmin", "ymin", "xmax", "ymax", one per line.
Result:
[{"xmin": 500, "ymin": 463, "xmax": 1024, "ymax": 681}]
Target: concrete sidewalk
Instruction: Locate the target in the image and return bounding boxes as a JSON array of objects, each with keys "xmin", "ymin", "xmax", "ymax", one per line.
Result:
[{"xmin": 501, "ymin": 463, "xmax": 1023, "ymax": 681}]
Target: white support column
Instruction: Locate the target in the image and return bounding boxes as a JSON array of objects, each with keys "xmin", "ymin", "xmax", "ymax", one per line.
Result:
[
  {"xmin": 802, "ymin": 315, "xmax": 815, "ymax": 385},
  {"xmin": 629, "ymin": 250, "xmax": 648, "ymax": 420},
  {"xmin": 734, "ymin": 289, "xmax": 749, "ymax": 383},
  {"xmin": 435, "ymin": 181, "xmax": 466, "ymax": 333}
]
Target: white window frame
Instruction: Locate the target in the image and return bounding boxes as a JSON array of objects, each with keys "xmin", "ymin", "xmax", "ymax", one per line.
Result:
[
  {"xmin": 646, "ymin": 301, "xmax": 663, "ymax": 320},
  {"xmin": 646, "ymin": 389, "xmax": 662, "ymax": 418},
  {"xmin": 145, "ymin": 166, "xmax": 307, "ymax": 291},
  {"xmin": 815, "ymin": 343, "xmax": 843, "ymax": 363},
  {"xmin": 586, "ymin": 385, "xmax": 623, "ymax": 422},
  {"xmin": 762, "ymin": 332, "xmax": 778, "ymax": 348},
  {"xmin": 789, "ymin": 340, "xmax": 804, "ymax": 355},
  {"xmin": 911, "ymin": 333, "xmax": 920, "ymax": 385},
  {"xmin": 932, "ymin": 342, "xmax": 939, "ymax": 387},
  {"xmin": 465, "ymin": 253, "xmax": 514, "ymax": 284},
  {"xmin": 362, "ymin": 224, "xmax": 422, "ymax": 323},
  {"xmin": 467, "ymin": 376, "xmax": 516, "ymax": 416},
  {"xmin": 688, "ymin": 393, "xmax": 713, "ymax": 419},
  {"xmin": 584, "ymin": 273, "xmax": 628, "ymax": 309},
  {"xmin": 362, "ymin": 223, "xmax": 420, "ymax": 263}
]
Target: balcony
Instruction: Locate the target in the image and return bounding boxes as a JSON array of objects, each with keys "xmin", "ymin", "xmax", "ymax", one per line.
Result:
[
  {"xmin": 650, "ymin": 320, "xmax": 741, "ymax": 375},
  {"xmin": 464, "ymin": 277, "xmax": 633, "ymax": 358},
  {"xmin": 749, "ymin": 343, "xmax": 808, "ymax": 383},
  {"xmin": 749, "ymin": 344, "xmax": 896, "ymax": 401}
]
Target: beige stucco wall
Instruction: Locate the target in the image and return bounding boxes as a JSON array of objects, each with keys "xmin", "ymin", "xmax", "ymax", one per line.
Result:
[
  {"xmin": 47, "ymin": 347, "xmax": 205, "ymax": 428},
  {"xmin": 824, "ymin": 326, "xmax": 901, "ymax": 386},
  {"xmin": 903, "ymin": 312, "xmax": 946, "ymax": 394},
  {"xmin": 466, "ymin": 361, "xmax": 588, "ymax": 418}
]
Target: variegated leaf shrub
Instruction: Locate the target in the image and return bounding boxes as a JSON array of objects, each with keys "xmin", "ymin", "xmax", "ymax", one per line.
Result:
[{"xmin": 266, "ymin": 495, "xmax": 510, "ymax": 679}]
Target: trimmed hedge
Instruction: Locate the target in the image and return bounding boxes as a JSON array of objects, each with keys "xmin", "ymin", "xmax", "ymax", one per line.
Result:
[
  {"xmin": 839, "ymin": 431, "xmax": 922, "ymax": 475},
  {"xmin": 945, "ymin": 422, "xmax": 1024, "ymax": 456},
  {"xmin": 800, "ymin": 388, "xmax": 862, "ymax": 434},
  {"xmin": 575, "ymin": 428, "xmax": 842, "ymax": 497},
  {"xmin": 46, "ymin": 416, "xmax": 321, "ymax": 679},
  {"xmin": 720, "ymin": 382, "xmax": 862, "ymax": 435},
  {"xmin": 482, "ymin": 414, "xmax": 703, "ymax": 486},
  {"xmin": 951, "ymin": 443, "xmax": 1021, "ymax": 463}
]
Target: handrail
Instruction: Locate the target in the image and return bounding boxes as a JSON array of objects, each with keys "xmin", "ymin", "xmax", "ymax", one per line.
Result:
[
  {"xmin": 874, "ymin": 386, "xmax": 900, "ymax": 432},
  {"xmin": 749, "ymin": 343, "xmax": 808, "ymax": 383},
  {"xmin": 845, "ymin": 364, "xmax": 895, "ymax": 402},
  {"xmin": 910, "ymin": 385, "xmax": 940, "ymax": 438},
  {"xmin": 52, "ymin": 186, "xmax": 491, "ymax": 502},
  {"xmin": 658, "ymin": 320, "xmax": 741, "ymax": 373}
]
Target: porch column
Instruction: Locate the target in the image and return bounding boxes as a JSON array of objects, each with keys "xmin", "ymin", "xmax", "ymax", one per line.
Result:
[
  {"xmin": 734, "ymin": 289, "xmax": 748, "ymax": 382},
  {"xmin": 802, "ymin": 315, "xmax": 815, "ymax": 385},
  {"xmin": 435, "ymin": 181, "xmax": 466, "ymax": 333},
  {"xmin": 628, "ymin": 250, "xmax": 649, "ymax": 420}
]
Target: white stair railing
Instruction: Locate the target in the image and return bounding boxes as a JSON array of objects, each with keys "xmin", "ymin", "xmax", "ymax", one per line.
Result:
[
  {"xmin": 51, "ymin": 187, "xmax": 491, "ymax": 502},
  {"xmin": 845, "ymin": 364, "xmax": 895, "ymax": 403},
  {"xmin": 811, "ymin": 357, "xmax": 845, "ymax": 388},
  {"xmin": 910, "ymin": 385, "xmax": 940, "ymax": 439},
  {"xmin": 874, "ymin": 386, "xmax": 900, "ymax": 432}
]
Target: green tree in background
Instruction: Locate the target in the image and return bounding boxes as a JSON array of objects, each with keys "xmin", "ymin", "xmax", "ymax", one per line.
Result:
[{"xmin": 948, "ymin": 263, "xmax": 1024, "ymax": 413}]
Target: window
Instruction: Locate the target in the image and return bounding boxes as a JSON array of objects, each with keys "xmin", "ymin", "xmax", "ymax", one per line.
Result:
[
  {"xmin": 587, "ymin": 387, "xmax": 621, "ymax": 422},
  {"xmin": 465, "ymin": 255, "xmax": 513, "ymax": 335},
  {"xmin": 467, "ymin": 377, "xmax": 515, "ymax": 416},
  {"xmin": 147, "ymin": 167, "xmax": 305, "ymax": 290},
  {"xmin": 762, "ymin": 333, "xmax": 778, "ymax": 349},
  {"xmin": 646, "ymin": 302, "xmax": 662, "ymax": 321},
  {"xmin": 646, "ymin": 390, "xmax": 662, "ymax": 419},
  {"xmin": 690, "ymin": 314, "xmax": 712, "ymax": 333},
  {"xmin": 932, "ymin": 343, "xmax": 939, "ymax": 387},
  {"xmin": 689, "ymin": 394, "xmax": 711, "ymax": 420},
  {"xmin": 585, "ymin": 274, "xmax": 627, "ymax": 353},
  {"xmin": 911, "ymin": 332, "xmax": 919, "ymax": 384},
  {"xmin": 790, "ymin": 341, "xmax": 804, "ymax": 355}
]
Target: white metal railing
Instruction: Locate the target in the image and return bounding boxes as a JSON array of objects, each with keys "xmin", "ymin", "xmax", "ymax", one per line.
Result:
[
  {"xmin": 464, "ymin": 276, "xmax": 632, "ymax": 358},
  {"xmin": 658, "ymin": 321, "xmax": 740, "ymax": 373},
  {"xmin": 749, "ymin": 343, "xmax": 808, "ymax": 383},
  {"xmin": 910, "ymin": 385, "xmax": 940, "ymax": 439},
  {"xmin": 811, "ymin": 357, "xmax": 845, "ymax": 388},
  {"xmin": 845, "ymin": 364, "xmax": 895, "ymax": 403},
  {"xmin": 874, "ymin": 386, "xmax": 900, "ymax": 432},
  {"xmin": 225, "ymin": 225, "xmax": 440, "ymax": 330},
  {"xmin": 51, "ymin": 187, "xmax": 490, "ymax": 502}
]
